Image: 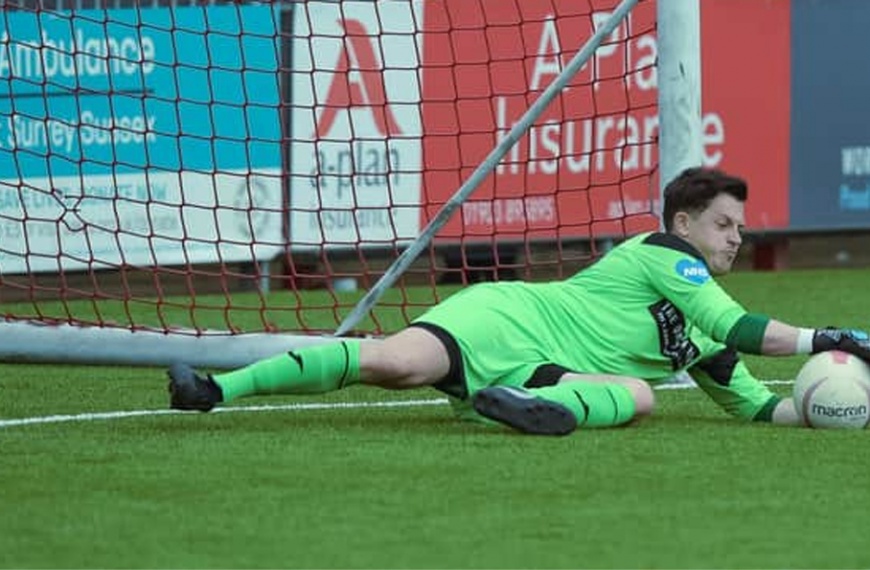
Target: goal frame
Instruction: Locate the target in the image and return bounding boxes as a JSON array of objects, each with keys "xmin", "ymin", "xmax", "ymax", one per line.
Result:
[{"xmin": 0, "ymin": 0, "xmax": 701, "ymax": 368}]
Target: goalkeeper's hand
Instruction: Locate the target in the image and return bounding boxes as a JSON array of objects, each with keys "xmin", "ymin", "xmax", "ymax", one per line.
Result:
[{"xmin": 812, "ymin": 328, "xmax": 870, "ymax": 362}]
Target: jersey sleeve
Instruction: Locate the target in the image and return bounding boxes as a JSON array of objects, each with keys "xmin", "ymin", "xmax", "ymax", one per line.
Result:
[
  {"xmin": 636, "ymin": 233, "xmax": 747, "ymax": 344},
  {"xmin": 687, "ymin": 348, "xmax": 781, "ymax": 421}
]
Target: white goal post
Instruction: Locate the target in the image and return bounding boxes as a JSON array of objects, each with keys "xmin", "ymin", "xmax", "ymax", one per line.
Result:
[
  {"xmin": 657, "ymin": 0, "xmax": 703, "ymax": 191},
  {"xmin": 0, "ymin": 0, "xmax": 701, "ymax": 369}
]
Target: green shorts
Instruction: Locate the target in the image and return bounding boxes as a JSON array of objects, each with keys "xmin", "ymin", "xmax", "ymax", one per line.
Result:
[{"xmin": 411, "ymin": 284, "xmax": 578, "ymax": 420}]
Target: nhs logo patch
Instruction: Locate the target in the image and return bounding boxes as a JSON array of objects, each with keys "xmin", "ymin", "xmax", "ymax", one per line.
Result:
[{"xmin": 676, "ymin": 259, "xmax": 710, "ymax": 285}]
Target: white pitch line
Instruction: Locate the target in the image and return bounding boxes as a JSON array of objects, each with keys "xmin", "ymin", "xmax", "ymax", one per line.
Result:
[
  {"xmin": 0, "ymin": 380, "xmax": 794, "ymax": 430},
  {"xmin": 654, "ymin": 379, "xmax": 793, "ymax": 390},
  {"xmin": 0, "ymin": 398, "xmax": 449, "ymax": 429}
]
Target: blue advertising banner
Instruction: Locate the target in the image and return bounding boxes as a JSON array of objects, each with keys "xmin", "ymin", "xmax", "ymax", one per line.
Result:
[
  {"xmin": 791, "ymin": 0, "xmax": 870, "ymax": 230},
  {"xmin": 0, "ymin": 5, "xmax": 281, "ymax": 175},
  {"xmin": 0, "ymin": 5, "xmax": 285, "ymax": 272}
]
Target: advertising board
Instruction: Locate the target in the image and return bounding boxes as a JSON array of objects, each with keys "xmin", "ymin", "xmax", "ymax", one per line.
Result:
[{"xmin": 0, "ymin": 5, "xmax": 284, "ymax": 273}]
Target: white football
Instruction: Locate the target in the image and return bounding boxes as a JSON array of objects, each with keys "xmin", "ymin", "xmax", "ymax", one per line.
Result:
[{"xmin": 793, "ymin": 350, "xmax": 870, "ymax": 429}]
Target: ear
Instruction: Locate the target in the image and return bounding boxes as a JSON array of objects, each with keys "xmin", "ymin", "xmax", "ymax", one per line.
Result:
[{"xmin": 672, "ymin": 211, "xmax": 691, "ymax": 237}]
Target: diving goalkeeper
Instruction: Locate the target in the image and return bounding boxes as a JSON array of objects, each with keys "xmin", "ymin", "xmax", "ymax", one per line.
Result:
[{"xmin": 167, "ymin": 167, "xmax": 870, "ymax": 435}]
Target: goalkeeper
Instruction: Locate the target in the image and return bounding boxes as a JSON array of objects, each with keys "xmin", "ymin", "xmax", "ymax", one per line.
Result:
[{"xmin": 167, "ymin": 167, "xmax": 870, "ymax": 435}]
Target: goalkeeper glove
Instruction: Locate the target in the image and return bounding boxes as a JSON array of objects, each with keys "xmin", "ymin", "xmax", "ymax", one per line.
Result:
[{"xmin": 812, "ymin": 328, "xmax": 870, "ymax": 362}]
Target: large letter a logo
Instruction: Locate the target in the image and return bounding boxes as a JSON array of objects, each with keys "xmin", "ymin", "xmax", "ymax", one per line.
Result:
[{"xmin": 315, "ymin": 19, "xmax": 404, "ymax": 138}]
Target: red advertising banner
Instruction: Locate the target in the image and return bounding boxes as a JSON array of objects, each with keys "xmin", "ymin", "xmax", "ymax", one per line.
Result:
[
  {"xmin": 421, "ymin": 0, "xmax": 791, "ymax": 242},
  {"xmin": 702, "ymin": 0, "xmax": 790, "ymax": 230},
  {"xmin": 422, "ymin": 0, "xmax": 659, "ymax": 242}
]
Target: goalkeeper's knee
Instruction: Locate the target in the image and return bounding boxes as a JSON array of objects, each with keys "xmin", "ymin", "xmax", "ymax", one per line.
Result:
[
  {"xmin": 568, "ymin": 380, "xmax": 651, "ymax": 427},
  {"xmin": 531, "ymin": 378, "xmax": 653, "ymax": 428},
  {"xmin": 624, "ymin": 378, "xmax": 655, "ymax": 417}
]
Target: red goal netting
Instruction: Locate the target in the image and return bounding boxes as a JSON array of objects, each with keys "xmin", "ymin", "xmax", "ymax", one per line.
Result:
[{"xmin": 0, "ymin": 0, "xmax": 658, "ymax": 340}]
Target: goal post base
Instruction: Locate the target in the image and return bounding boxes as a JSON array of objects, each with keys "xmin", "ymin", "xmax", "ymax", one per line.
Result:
[{"xmin": 0, "ymin": 321, "xmax": 353, "ymax": 370}]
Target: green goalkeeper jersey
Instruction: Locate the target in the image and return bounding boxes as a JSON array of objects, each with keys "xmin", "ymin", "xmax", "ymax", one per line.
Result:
[{"xmin": 415, "ymin": 232, "xmax": 778, "ymax": 420}]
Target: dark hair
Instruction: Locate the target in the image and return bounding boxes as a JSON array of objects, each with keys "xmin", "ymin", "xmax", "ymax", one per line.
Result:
[{"xmin": 662, "ymin": 167, "xmax": 748, "ymax": 232}]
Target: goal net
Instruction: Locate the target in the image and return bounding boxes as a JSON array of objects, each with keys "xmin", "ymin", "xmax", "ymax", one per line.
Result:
[{"xmin": 0, "ymin": 0, "xmax": 694, "ymax": 368}]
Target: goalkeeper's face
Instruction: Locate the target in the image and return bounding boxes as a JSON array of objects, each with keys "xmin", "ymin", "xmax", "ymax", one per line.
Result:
[{"xmin": 676, "ymin": 193, "xmax": 745, "ymax": 276}]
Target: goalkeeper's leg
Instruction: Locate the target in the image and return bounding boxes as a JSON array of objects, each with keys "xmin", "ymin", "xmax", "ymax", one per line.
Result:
[
  {"xmin": 472, "ymin": 375, "xmax": 654, "ymax": 436},
  {"xmin": 168, "ymin": 327, "xmax": 452, "ymax": 411},
  {"xmin": 167, "ymin": 340, "xmax": 366, "ymax": 412}
]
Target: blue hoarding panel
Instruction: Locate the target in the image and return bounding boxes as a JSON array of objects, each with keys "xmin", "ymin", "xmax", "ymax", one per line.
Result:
[
  {"xmin": 0, "ymin": 6, "xmax": 285, "ymax": 273},
  {"xmin": 0, "ymin": 5, "xmax": 282, "ymax": 178},
  {"xmin": 791, "ymin": 0, "xmax": 870, "ymax": 229}
]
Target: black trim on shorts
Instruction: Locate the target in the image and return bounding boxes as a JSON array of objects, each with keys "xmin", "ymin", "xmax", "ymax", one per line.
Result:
[
  {"xmin": 524, "ymin": 364, "xmax": 572, "ymax": 388},
  {"xmin": 408, "ymin": 322, "xmax": 468, "ymax": 400}
]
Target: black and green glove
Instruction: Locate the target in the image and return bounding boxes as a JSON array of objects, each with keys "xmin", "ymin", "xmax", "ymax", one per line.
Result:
[{"xmin": 812, "ymin": 328, "xmax": 870, "ymax": 362}]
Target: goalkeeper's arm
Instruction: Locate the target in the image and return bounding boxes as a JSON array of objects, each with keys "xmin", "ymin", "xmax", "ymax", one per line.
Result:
[
  {"xmin": 722, "ymin": 314, "xmax": 870, "ymax": 362},
  {"xmin": 714, "ymin": 318, "xmax": 869, "ymax": 426}
]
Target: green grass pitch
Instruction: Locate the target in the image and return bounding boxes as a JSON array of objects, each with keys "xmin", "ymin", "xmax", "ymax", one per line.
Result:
[{"xmin": 1, "ymin": 268, "xmax": 869, "ymax": 568}]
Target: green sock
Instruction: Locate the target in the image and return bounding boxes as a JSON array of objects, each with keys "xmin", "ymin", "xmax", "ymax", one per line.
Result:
[
  {"xmin": 528, "ymin": 381, "xmax": 637, "ymax": 428},
  {"xmin": 212, "ymin": 341, "xmax": 361, "ymax": 401}
]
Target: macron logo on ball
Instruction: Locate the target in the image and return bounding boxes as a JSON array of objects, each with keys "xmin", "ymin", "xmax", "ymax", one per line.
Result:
[{"xmin": 675, "ymin": 259, "xmax": 710, "ymax": 285}]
